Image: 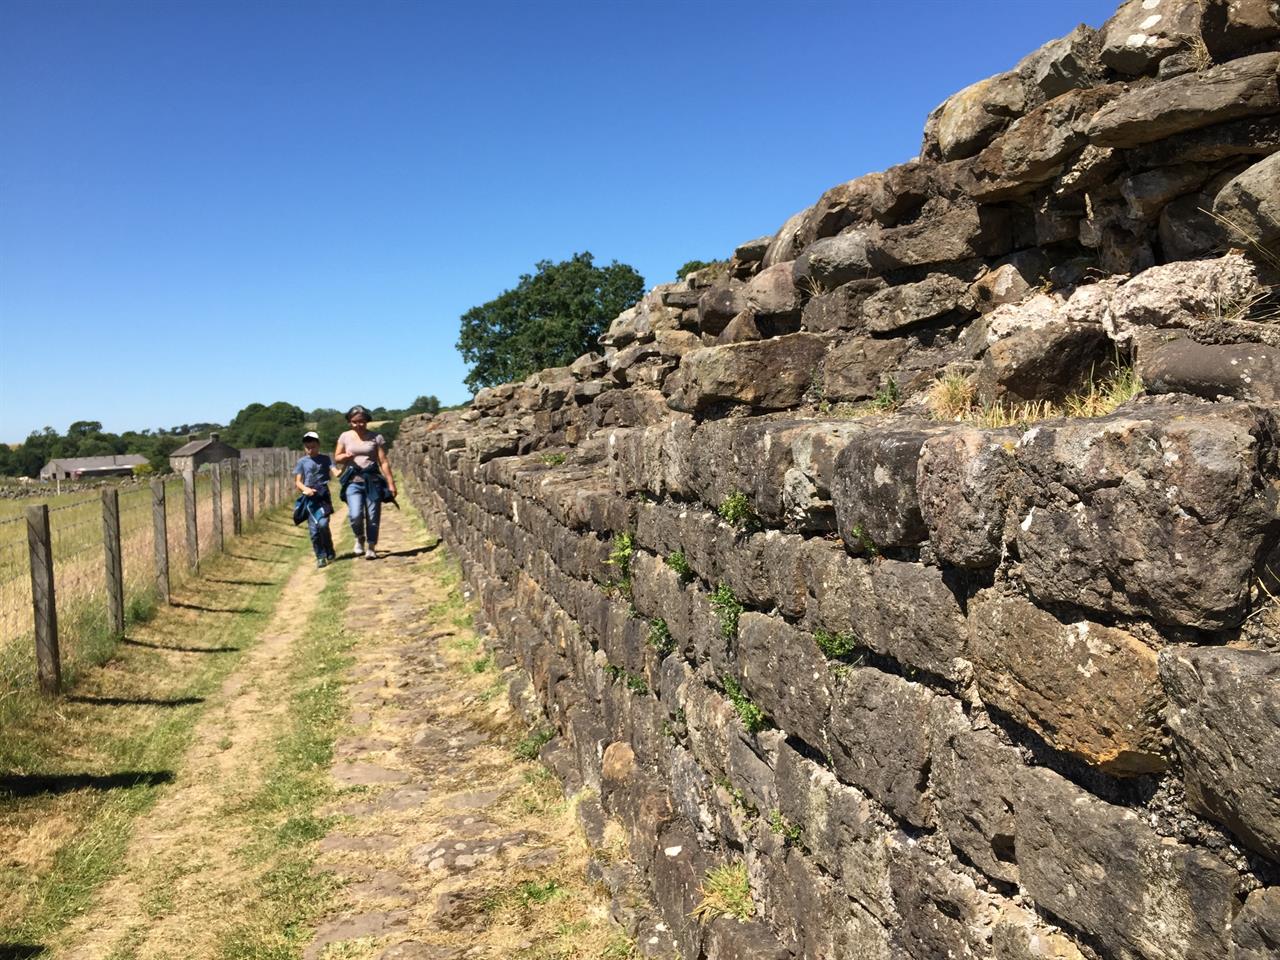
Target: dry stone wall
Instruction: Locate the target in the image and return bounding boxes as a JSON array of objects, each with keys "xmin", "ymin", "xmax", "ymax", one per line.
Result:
[{"xmin": 396, "ymin": 2, "xmax": 1280, "ymax": 957}]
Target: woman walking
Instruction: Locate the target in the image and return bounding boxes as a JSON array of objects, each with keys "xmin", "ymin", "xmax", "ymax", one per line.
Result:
[{"xmin": 334, "ymin": 404, "xmax": 398, "ymax": 559}]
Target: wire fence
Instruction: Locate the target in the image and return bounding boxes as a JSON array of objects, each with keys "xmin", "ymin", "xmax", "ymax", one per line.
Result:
[{"xmin": 1, "ymin": 450, "xmax": 298, "ymax": 694}]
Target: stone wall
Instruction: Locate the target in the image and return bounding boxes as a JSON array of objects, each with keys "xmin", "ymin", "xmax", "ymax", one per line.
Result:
[{"xmin": 395, "ymin": 2, "xmax": 1280, "ymax": 957}]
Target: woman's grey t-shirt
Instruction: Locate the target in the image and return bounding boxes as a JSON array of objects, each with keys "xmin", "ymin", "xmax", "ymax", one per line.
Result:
[{"xmin": 337, "ymin": 430, "xmax": 385, "ymax": 470}]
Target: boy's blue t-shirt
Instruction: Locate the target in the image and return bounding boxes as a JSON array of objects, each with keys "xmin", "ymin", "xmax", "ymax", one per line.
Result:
[{"xmin": 293, "ymin": 454, "xmax": 333, "ymax": 491}]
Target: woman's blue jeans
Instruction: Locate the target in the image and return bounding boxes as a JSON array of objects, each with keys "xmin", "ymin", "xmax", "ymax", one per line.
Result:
[{"xmin": 346, "ymin": 481, "xmax": 381, "ymax": 546}]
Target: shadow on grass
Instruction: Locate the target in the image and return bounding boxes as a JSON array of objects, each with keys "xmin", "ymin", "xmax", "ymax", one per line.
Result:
[
  {"xmin": 0, "ymin": 944, "xmax": 46, "ymax": 959},
  {"xmin": 169, "ymin": 601, "xmax": 261, "ymax": 615},
  {"xmin": 120, "ymin": 637, "xmax": 239, "ymax": 654},
  {"xmin": 224, "ymin": 552, "xmax": 289, "ymax": 564},
  {"xmin": 0, "ymin": 770, "xmax": 175, "ymax": 797},
  {"xmin": 66, "ymin": 695, "xmax": 206, "ymax": 707},
  {"xmin": 205, "ymin": 577, "xmax": 277, "ymax": 586}
]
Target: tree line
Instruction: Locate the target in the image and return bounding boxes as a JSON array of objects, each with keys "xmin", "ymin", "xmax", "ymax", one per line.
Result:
[{"xmin": 0, "ymin": 395, "xmax": 445, "ymax": 479}]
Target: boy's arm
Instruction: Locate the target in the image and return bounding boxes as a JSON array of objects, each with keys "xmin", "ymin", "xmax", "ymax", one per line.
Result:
[{"xmin": 293, "ymin": 460, "xmax": 315, "ymax": 496}]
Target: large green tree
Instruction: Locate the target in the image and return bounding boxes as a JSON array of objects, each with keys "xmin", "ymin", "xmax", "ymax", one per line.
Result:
[{"xmin": 456, "ymin": 252, "xmax": 644, "ymax": 393}]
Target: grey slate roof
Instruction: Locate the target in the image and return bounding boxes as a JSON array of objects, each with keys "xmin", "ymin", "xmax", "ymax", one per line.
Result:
[{"xmin": 40, "ymin": 454, "xmax": 148, "ymax": 477}]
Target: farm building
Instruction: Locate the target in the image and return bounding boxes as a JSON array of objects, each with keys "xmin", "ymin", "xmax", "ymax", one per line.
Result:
[
  {"xmin": 39, "ymin": 454, "xmax": 149, "ymax": 481},
  {"xmin": 168, "ymin": 433, "xmax": 240, "ymax": 474}
]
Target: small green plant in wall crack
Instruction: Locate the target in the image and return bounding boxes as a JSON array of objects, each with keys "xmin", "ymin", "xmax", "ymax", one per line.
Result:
[
  {"xmin": 607, "ymin": 531, "xmax": 635, "ymax": 597},
  {"xmin": 665, "ymin": 550, "xmax": 693, "ymax": 582},
  {"xmin": 647, "ymin": 618, "xmax": 675, "ymax": 656},
  {"xmin": 691, "ymin": 861, "xmax": 755, "ymax": 923},
  {"xmin": 813, "ymin": 628, "xmax": 858, "ymax": 660},
  {"xmin": 722, "ymin": 675, "xmax": 767, "ymax": 733},
  {"xmin": 768, "ymin": 808, "xmax": 804, "ymax": 847},
  {"xmin": 709, "ymin": 584, "xmax": 743, "ymax": 639},
  {"xmin": 848, "ymin": 523, "xmax": 880, "ymax": 558},
  {"xmin": 718, "ymin": 491, "xmax": 760, "ymax": 533}
]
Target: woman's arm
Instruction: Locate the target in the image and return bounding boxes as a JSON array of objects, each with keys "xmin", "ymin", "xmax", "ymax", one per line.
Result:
[
  {"xmin": 333, "ymin": 435, "xmax": 354, "ymax": 465},
  {"xmin": 376, "ymin": 444, "xmax": 397, "ymax": 496}
]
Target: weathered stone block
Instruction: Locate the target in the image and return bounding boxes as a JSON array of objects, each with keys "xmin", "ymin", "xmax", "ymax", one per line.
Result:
[
  {"xmin": 1013, "ymin": 403, "xmax": 1279, "ymax": 629},
  {"xmin": 930, "ymin": 711, "xmax": 1023, "ymax": 886},
  {"xmin": 827, "ymin": 667, "xmax": 939, "ymax": 827},
  {"xmin": 978, "ymin": 320, "xmax": 1110, "ymax": 405},
  {"xmin": 1098, "ymin": 0, "xmax": 1204, "ymax": 75},
  {"xmin": 821, "ymin": 336, "xmax": 909, "ymax": 402},
  {"xmin": 1140, "ymin": 338, "xmax": 1280, "ymax": 403},
  {"xmin": 1087, "ymin": 52, "xmax": 1280, "ymax": 148},
  {"xmin": 1213, "ymin": 151, "xmax": 1280, "ymax": 246},
  {"xmin": 918, "ymin": 427, "xmax": 1019, "ymax": 569},
  {"xmin": 833, "ymin": 423, "xmax": 948, "ymax": 549},
  {"xmin": 858, "ymin": 560, "xmax": 969, "ymax": 681},
  {"xmin": 737, "ymin": 613, "xmax": 833, "ymax": 752},
  {"xmin": 867, "ymin": 205, "xmax": 1013, "ymax": 271},
  {"xmin": 862, "ymin": 273, "xmax": 973, "ymax": 334},
  {"xmin": 889, "ymin": 845, "xmax": 998, "ymax": 960},
  {"xmin": 801, "ymin": 277, "xmax": 886, "ymax": 333},
  {"xmin": 970, "ymin": 589, "xmax": 1166, "ymax": 774},
  {"xmin": 929, "ymin": 71, "xmax": 1029, "ymax": 161},
  {"xmin": 773, "ymin": 742, "xmax": 895, "ymax": 920},
  {"xmin": 1159, "ymin": 645, "xmax": 1280, "ymax": 861},
  {"xmin": 664, "ymin": 334, "xmax": 829, "ymax": 414},
  {"xmin": 1234, "ymin": 887, "xmax": 1280, "ymax": 960},
  {"xmin": 1015, "ymin": 766, "xmax": 1238, "ymax": 960}
]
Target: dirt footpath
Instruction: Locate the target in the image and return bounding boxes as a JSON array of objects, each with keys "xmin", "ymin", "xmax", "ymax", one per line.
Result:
[
  {"xmin": 47, "ymin": 501, "xmax": 637, "ymax": 960},
  {"xmin": 305, "ymin": 507, "xmax": 634, "ymax": 960}
]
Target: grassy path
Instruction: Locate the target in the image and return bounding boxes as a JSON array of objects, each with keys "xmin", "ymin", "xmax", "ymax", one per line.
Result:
[{"xmin": 4, "ymin": 494, "xmax": 641, "ymax": 960}]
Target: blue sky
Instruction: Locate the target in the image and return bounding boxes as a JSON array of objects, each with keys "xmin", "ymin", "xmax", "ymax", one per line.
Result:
[{"xmin": 0, "ymin": 0, "xmax": 1120, "ymax": 442}]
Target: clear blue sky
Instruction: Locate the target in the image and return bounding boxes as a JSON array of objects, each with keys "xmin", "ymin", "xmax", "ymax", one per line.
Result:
[{"xmin": 0, "ymin": 0, "xmax": 1120, "ymax": 442}]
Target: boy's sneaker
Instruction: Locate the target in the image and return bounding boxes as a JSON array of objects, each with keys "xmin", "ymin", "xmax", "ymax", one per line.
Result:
[
  {"xmin": 353, "ymin": 540, "xmax": 365, "ymax": 557},
  {"xmin": 365, "ymin": 546, "xmax": 378, "ymax": 560},
  {"xmin": 316, "ymin": 557, "xmax": 328, "ymax": 569}
]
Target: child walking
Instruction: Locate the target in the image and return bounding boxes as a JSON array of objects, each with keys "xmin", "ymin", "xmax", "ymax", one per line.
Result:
[{"xmin": 294, "ymin": 431, "xmax": 337, "ymax": 568}]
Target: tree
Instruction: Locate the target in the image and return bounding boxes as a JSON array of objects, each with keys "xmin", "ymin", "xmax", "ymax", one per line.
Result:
[
  {"xmin": 407, "ymin": 395, "xmax": 441, "ymax": 416},
  {"xmin": 457, "ymin": 252, "xmax": 644, "ymax": 393}
]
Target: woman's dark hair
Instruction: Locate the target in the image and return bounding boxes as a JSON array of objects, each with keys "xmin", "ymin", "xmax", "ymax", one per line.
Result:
[{"xmin": 345, "ymin": 404, "xmax": 371, "ymax": 421}]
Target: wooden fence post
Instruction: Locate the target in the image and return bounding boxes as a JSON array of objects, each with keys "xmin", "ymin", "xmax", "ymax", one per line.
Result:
[
  {"xmin": 258, "ymin": 457, "xmax": 266, "ymax": 512},
  {"xmin": 245, "ymin": 459, "xmax": 256, "ymax": 523},
  {"xmin": 229, "ymin": 459, "xmax": 242, "ymax": 535},
  {"xmin": 102, "ymin": 487, "xmax": 125, "ymax": 636},
  {"xmin": 152, "ymin": 478, "xmax": 170, "ymax": 604},
  {"xmin": 211, "ymin": 463, "xmax": 224, "ymax": 553},
  {"xmin": 184, "ymin": 469, "xmax": 199, "ymax": 574},
  {"xmin": 26, "ymin": 504, "xmax": 60, "ymax": 694}
]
